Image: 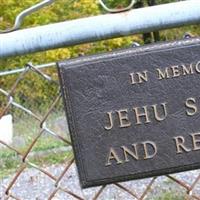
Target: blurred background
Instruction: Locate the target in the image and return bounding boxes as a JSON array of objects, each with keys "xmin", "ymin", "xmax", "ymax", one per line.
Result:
[{"xmin": 1, "ymin": 1, "xmax": 200, "ymax": 199}]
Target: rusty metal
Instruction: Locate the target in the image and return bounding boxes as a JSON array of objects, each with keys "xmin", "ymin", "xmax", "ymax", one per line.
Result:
[
  {"xmin": 1, "ymin": 61, "xmax": 200, "ymax": 199},
  {"xmin": 115, "ymin": 183, "xmax": 139, "ymax": 199},
  {"xmin": 139, "ymin": 177, "xmax": 157, "ymax": 200},
  {"xmin": 92, "ymin": 185, "xmax": 106, "ymax": 200}
]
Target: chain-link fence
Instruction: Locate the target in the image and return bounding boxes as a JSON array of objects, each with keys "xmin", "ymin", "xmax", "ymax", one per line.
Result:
[
  {"xmin": 1, "ymin": 62, "xmax": 200, "ymax": 200},
  {"xmin": 1, "ymin": 0, "xmax": 200, "ymax": 199}
]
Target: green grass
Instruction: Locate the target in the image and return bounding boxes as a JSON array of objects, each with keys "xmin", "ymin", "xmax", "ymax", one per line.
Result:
[
  {"xmin": 31, "ymin": 136, "xmax": 67, "ymax": 152},
  {"xmin": 0, "ymin": 158, "xmax": 21, "ymax": 179},
  {"xmin": 0, "ymin": 150, "xmax": 17, "ymax": 158},
  {"xmin": 0, "ymin": 134, "xmax": 72, "ymax": 179},
  {"xmin": 146, "ymin": 179, "xmax": 185, "ymax": 200},
  {"xmin": 11, "ymin": 110, "xmax": 68, "ymax": 150},
  {"xmin": 153, "ymin": 191, "xmax": 184, "ymax": 200},
  {"xmin": 0, "ymin": 149, "xmax": 73, "ymax": 179},
  {"xmin": 32, "ymin": 150, "xmax": 73, "ymax": 166},
  {"xmin": 0, "ymin": 111, "xmax": 72, "ymax": 179}
]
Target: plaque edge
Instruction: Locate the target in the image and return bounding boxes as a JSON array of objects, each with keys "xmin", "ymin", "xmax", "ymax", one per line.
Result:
[{"xmin": 57, "ymin": 37, "xmax": 200, "ymax": 188}]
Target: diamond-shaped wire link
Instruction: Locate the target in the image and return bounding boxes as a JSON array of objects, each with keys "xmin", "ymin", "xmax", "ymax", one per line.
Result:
[{"xmin": 1, "ymin": 62, "xmax": 200, "ymax": 200}]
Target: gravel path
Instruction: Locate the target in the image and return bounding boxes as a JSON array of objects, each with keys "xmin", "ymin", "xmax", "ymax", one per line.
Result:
[{"xmin": 1, "ymin": 164, "xmax": 200, "ymax": 200}]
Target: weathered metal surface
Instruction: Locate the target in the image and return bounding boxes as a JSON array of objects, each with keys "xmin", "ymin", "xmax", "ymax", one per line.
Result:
[
  {"xmin": 1, "ymin": 0, "xmax": 200, "ymax": 58},
  {"xmin": 58, "ymin": 37, "xmax": 200, "ymax": 188}
]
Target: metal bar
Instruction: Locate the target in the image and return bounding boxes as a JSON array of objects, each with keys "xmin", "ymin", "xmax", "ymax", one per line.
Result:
[
  {"xmin": 1, "ymin": 0, "xmax": 200, "ymax": 58},
  {"xmin": 0, "ymin": 62, "xmax": 55, "ymax": 76},
  {"xmin": 0, "ymin": 0, "xmax": 55, "ymax": 33}
]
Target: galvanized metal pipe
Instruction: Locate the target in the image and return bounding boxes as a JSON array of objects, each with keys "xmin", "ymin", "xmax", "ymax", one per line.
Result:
[{"xmin": 0, "ymin": 0, "xmax": 200, "ymax": 58}]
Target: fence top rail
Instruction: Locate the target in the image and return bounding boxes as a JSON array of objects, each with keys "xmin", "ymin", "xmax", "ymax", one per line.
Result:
[{"xmin": 0, "ymin": 0, "xmax": 200, "ymax": 58}]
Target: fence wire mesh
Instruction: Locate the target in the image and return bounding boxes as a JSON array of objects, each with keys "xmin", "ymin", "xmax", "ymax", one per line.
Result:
[
  {"xmin": 1, "ymin": 62, "xmax": 200, "ymax": 200},
  {"xmin": 1, "ymin": 0, "xmax": 200, "ymax": 199}
]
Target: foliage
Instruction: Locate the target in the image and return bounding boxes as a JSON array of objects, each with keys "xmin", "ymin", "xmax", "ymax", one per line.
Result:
[{"xmin": 0, "ymin": 0, "xmax": 200, "ymax": 112}]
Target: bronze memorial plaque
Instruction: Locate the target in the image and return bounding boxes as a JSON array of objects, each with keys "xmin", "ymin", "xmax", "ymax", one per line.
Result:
[{"xmin": 58, "ymin": 38, "xmax": 200, "ymax": 188}]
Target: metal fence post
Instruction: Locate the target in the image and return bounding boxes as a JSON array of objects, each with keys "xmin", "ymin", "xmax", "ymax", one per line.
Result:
[{"xmin": 1, "ymin": 0, "xmax": 200, "ymax": 58}]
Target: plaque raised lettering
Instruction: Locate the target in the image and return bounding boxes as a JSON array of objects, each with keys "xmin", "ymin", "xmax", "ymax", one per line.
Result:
[{"xmin": 58, "ymin": 38, "xmax": 200, "ymax": 188}]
